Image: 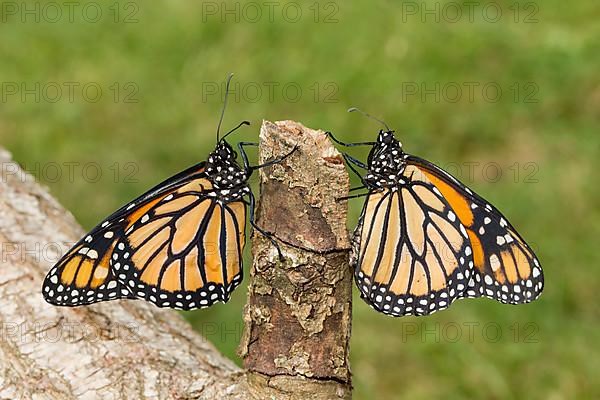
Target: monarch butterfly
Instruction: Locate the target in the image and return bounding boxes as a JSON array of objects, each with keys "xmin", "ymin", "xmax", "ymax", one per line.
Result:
[
  {"xmin": 42, "ymin": 75, "xmax": 295, "ymax": 310},
  {"xmin": 329, "ymin": 108, "xmax": 544, "ymax": 317}
]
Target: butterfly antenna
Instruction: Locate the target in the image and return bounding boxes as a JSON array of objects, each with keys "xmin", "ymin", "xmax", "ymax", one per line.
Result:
[
  {"xmin": 216, "ymin": 73, "xmax": 234, "ymax": 142},
  {"xmin": 348, "ymin": 107, "xmax": 391, "ymax": 132},
  {"xmin": 221, "ymin": 120, "xmax": 250, "ymax": 142}
]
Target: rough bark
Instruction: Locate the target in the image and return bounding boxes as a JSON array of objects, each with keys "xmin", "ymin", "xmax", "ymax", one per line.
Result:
[
  {"xmin": 239, "ymin": 121, "xmax": 352, "ymax": 399},
  {"xmin": 0, "ymin": 120, "xmax": 352, "ymax": 399}
]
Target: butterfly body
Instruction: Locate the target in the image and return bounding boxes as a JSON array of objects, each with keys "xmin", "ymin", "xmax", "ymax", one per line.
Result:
[
  {"xmin": 206, "ymin": 141, "xmax": 252, "ymax": 201},
  {"xmin": 341, "ymin": 129, "xmax": 543, "ymax": 317},
  {"xmin": 363, "ymin": 131, "xmax": 409, "ymax": 189}
]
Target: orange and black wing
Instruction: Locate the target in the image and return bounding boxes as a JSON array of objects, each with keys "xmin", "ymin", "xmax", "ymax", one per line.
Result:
[
  {"xmin": 352, "ymin": 159, "xmax": 543, "ymax": 317},
  {"xmin": 112, "ymin": 187, "xmax": 246, "ymax": 309},
  {"xmin": 42, "ymin": 236, "xmax": 134, "ymax": 306},
  {"xmin": 405, "ymin": 156, "xmax": 543, "ymax": 305},
  {"xmin": 352, "ymin": 176, "xmax": 474, "ymax": 316},
  {"xmin": 43, "ymin": 162, "xmax": 247, "ymax": 310}
]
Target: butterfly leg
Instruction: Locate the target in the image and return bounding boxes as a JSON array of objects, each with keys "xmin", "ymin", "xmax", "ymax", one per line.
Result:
[
  {"xmin": 247, "ymin": 190, "xmax": 284, "ymax": 260},
  {"xmin": 238, "ymin": 142, "xmax": 298, "ymax": 173},
  {"xmin": 337, "ymin": 192, "xmax": 370, "ymax": 202},
  {"xmin": 251, "ymin": 146, "xmax": 298, "ymax": 171},
  {"xmin": 327, "ymin": 131, "xmax": 376, "ymax": 147},
  {"xmin": 341, "ymin": 153, "xmax": 368, "ymax": 183},
  {"xmin": 336, "ymin": 152, "xmax": 369, "ymax": 201},
  {"xmin": 343, "ymin": 153, "xmax": 368, "ymax": 169},
  {"xmin": 237, "ymin": 141, "xmax": 258, "ymax": 172}
]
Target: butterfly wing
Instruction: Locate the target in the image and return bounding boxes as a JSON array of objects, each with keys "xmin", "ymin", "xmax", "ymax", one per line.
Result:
[
  {"xmin": 405, "ymin": 155, "xmax": 544, "ymax": 305},
  {"xmin": 352, "ymin": 158, "xmax": 544, "ymax": 317},
  {"xmin": 352, "ymin": 178, "xmax": 474, "ymax": 316},
  {"xmin": 113, "ymin": 187, "xmax": 246, "ymax": 309},
  {"xmin": 43, "ymin": 162, "xmax": 247, "ymax": 310},
  {"xmin": 42, "ymin": 232, "xmax": 135, "ymax": 306}
]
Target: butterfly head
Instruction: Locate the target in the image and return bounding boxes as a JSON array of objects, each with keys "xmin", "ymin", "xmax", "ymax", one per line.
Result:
[
  {"xmin": 365, "ymin": 130, "xmax": 407, "ymax": 188},
  {"xmin": 206, "ymin": 140, "xmax": 248, "ymax": 190},
  {"xmin": 377, "ymin": 129, "xmax": 401, "ymax": 146}
]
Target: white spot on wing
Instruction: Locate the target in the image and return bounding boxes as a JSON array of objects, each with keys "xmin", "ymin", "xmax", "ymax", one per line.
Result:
[
  {"xmin": 489, "ymin": 254, "xmax": 501, "ymax": 271},
  {"xmin": 447, "ymin": 211, "xmax": 456, "ymax": 222},
  {"xmin": 87, "ymin": 250, "xmax": 99, "ymax": 259}
]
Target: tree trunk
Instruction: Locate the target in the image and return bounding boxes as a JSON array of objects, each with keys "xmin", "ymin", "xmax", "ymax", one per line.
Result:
[
  {"xmin": 239, "ymin": 121, "xmax": 352, "ymax": 399},
  {"xmin": 0, "ymin": 120, "xmax": 351, "ymax": 400}
]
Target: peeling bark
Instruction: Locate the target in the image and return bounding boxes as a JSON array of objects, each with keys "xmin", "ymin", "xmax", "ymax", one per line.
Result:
[
  {"xmin": 239, "ymin": 121, "xmax": 352, "ymax": 399},
  {"xmin": 0, "ymin": 119, "xmax": 352, "ymax": 400}
]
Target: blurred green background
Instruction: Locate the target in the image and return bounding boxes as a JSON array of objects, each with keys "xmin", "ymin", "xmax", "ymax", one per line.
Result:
[{"xmin": 1, "ymin": 0, "xmax": 598, "ymax": 398}]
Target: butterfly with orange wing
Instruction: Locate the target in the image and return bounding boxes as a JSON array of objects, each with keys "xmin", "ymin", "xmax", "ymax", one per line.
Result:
[
  {"xmin": 330, "ymin": 109, "xmax": 543, "ymax": 317},
  {"xmin": 42, "ymin": 76, "xmax": 295, "ymax": 310}
]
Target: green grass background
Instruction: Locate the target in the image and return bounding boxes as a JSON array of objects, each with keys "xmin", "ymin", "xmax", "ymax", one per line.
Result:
[{"xmin": 1, "ymin": 1, "xmax": 598, "ymax": 398}]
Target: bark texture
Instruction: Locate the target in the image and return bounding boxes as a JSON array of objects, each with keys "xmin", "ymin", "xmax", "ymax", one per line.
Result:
[
  {"xmin": 239, "ymin": 121, "xmax": 352, "ymax": 399},
  {"xmin": 0, "ymin": 120, "xmax": 352, "ymax": 399}
]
